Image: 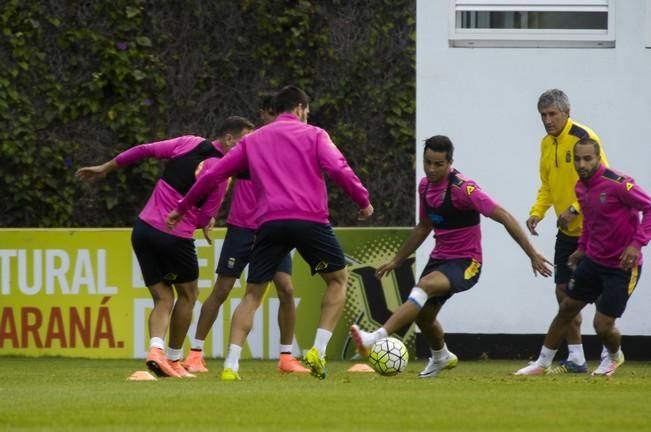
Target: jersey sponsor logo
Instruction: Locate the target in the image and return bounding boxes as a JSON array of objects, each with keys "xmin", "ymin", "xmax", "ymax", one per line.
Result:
[
  {"xmin": 626, "ymin": 182, "xmax": 634, "ymax": 192},
  {"xmin": 466, "ymin": 185, "xmax": 475, "ymax": 196}
]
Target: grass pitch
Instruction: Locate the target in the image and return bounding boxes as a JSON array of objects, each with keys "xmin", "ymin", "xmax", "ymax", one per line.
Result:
[{"xmin": 1, "ymin": 357, "xmax": 650, "ymax": 431}]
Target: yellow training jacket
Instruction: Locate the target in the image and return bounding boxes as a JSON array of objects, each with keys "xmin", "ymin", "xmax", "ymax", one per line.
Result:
[{"xmin": 529, "ymin": 119, "xmax": 607, "ymax": 237}]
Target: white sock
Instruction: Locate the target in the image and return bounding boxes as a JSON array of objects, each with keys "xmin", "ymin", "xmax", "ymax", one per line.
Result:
[
  {"xmin": 370, "ymin": 327, "xmax": 388, "ymax": 345},
  {"xmin": 149, "ymin": 337, "xmax": 165, "ymax": 350},
  {"xmin": 191, "ymin": 339, "xmax": 205, "ymax": 351},
  {"xmin": 314, "ymin": 329, "xmax": 333, "ymax": 357},
  {"xmin": 608, "ymin": 348, "xmax": 623, "ymax": 361},
  {"xmin": 279, "ymin": 344, "xmax": 293, "ymax": 354},
  {"xmin": 224, "ymin": 344, "xmax": 242, "ymax": 371},
  {"xmin": 431, "ymin": 343, "xmax": 450, "ymax": 361},
  {"xmin": 601, "ymin": 345, "xmax": 608, "ymax": 360},
  {"xmin": 567, "ymin": 344, "xmax": 586, "ymax": 365},
  {"xmin": 536, "ymin": 345, "xmax": 558, "ymax": 368},
  {"xmin": 167, "ymin": 348, "xmax": 183, "ymax": 361}
]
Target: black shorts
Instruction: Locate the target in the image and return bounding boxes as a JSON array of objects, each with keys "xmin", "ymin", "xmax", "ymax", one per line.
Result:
[
  {"xmin": 554, "ymin": 231, "xmax": 579, "ymax": 284},
  {"xmin": 131, "ymin": 218, "xmax": 198, "ymax": 286},
  {"xmin": 216, "ymin": 224, "xmax": 292, "ymax": 277},
  {"xmin": 566, "ymin": 256, "xmax": 642, "ymax": 318},
  {"xmin": 247, "ymin": 220, "xmax": 345, "ymax": 284},
  {"xmin": 421, "ymin": 258, "xmax": 482, "ymax": 306}
]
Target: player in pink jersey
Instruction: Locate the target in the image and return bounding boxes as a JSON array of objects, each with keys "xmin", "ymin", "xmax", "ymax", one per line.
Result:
[
  {"xmin": 182, "ymin": 94, "xmax": 309, "ymax": 374},
  {"xmin": 76, "ymin": 116, "xmax": 254, "ymax": 378},
  {"xmin": 167, "ymin": 85, "xmax": 373, "ymax": 379},
  {"xmin": 515, "ymin": 138, "xmax": 651, "ymax": 377},
  {"xmin": 350, "ymin": 135, "xmax": 552, "ymax": 378}
]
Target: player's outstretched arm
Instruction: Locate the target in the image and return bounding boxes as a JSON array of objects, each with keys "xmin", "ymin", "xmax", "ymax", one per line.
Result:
[
  {"xmin": 75, "ymin": 159, "xmax": 119, "ymax": 181},
  {"xmin": 489, "ymin": 206, "xmax": 553, "ymax": 278},
  {"xmin": 375, "ymin": 218, "xmax": 432, "ymax": 279}
]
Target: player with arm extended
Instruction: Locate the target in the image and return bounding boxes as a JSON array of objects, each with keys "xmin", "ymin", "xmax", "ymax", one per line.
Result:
[
  {"xmin": 76, "ymin": 116, "xmax": 254, "ymax": 378},
  {"xmin": 515, "ymin": 138, "xmax": 651, "ymax": 377},
  {"xmin": 350, "ymin": 135, "xmax": 552, "ymax": 378},
  {"xmin": 167, "ymin": 85, "xmax": 373, "ymax": 380},
  {"xmin": 181, "ymin": 93, "xmax": 309, "ymax": 374}
]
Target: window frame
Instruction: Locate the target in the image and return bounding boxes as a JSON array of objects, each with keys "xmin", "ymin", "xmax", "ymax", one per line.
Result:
[
  {"xmin": 448, "ymin": 0, "xmax": 616, "ymax": 48},
  {"xmin": 646, "ymin": 0, "xmax": 651, "ymax": 48}
]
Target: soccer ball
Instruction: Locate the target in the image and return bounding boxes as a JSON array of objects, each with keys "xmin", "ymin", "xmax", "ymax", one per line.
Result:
[{"xmin": 368, "ymin": 337, "xmax": 409, "ymax": 376}]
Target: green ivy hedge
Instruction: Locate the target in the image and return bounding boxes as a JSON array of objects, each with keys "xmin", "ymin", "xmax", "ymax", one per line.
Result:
[{"xmin": 0, "ymin": 0, "xmax": 415, "ymax": 228}]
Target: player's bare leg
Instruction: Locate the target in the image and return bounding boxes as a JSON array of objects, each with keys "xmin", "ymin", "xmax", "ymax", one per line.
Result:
[
  {"xmin": 221, "ymin": 282, "xmax": 267, "ymax": 380},
  {"xmin": 351, "ymin": 271, "xmax": 451, "ymax": 355},
  {"xmin": 274, "ymin": 271, "xmax": 309, "ymax": 373},
  {"xmin": 144, "ymin": 282, "xmax": 180, "ymax": 378},
  {"xmin": 183, "ymin": 275, "xmax": 237, "ymax": 373},
  {"xmin": 591, "ymin": 312, "xmax": 624, "ymax": 376},
  {"xmin": 303, "ymin": 269, "xmax": 348, "ymax": 379},
  {"xmin": 416, "ymin": 304, "xmax": 458, "ymax": 378}
]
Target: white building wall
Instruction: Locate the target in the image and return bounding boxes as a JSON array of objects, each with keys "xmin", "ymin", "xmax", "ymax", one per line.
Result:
[{"xmin": 416, "ymin": 0, "xmax": 651, "ymax": 334}]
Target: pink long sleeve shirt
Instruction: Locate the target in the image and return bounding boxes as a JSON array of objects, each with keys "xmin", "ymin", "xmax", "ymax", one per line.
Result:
[
  {"xmin": 226, "ymin": 179, "xmax": 257, "ymax": 229},
  {"xmin": 177, "ymin": 113, "xmax": 370, "ymax": 226},
  {"xmin": 419, "ymin": 172, "xmax": 498, "ymax": 262},
  {"xmin": 116, "ymin": 135, "xmax": 229, "ymax": 239},
  {"xmin": 576, "ymin": 164, "xmax": 651, "ymax": 268}
]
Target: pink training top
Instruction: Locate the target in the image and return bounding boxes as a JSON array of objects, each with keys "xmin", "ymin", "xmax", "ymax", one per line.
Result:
[
  {"xmin": 226, "ymin": 179, "xmax": 257, "ymax": 229},
  {"xmin": 177, "ymin": 113, "xmax": 370, "ymax": 225},
  {"xmin": 576, "ymin": 164, "xmax": 651, "ymax": 268},
  {"xmin": 115, "ymin": 135, "xmax": 229, "ymax": 239},
  {"xmin": 418, "ymin": 171, "xmax": 498, "ymax": 262}
]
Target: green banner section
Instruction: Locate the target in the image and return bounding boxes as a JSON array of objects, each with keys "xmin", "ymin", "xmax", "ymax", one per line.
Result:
[{"xmin": 0, "ymin": 228, "xmax": 414, "ymax": 359}]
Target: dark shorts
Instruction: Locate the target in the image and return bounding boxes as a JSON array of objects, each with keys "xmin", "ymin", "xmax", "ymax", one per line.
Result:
[
  {"xmin": 131, "ymin": 218, "xmax": 198, "ymax": 286},
  {"xmin": 247, "ymin": 220, "xmax": 345, "ymax": 284},
  {"xmin": 554, "ymin": 231, "xmax": 579, "ymax": 284},
  {"xmin": 216, "ymin": 224, "xmax": 292, "ymax": 277},
  {"xmin": 566, "ymin": 256, "xmax": 642, "ymax": 318},
  {"xmin": 421, "ymin": 258, "xmax": 482, "ymax": 306}
]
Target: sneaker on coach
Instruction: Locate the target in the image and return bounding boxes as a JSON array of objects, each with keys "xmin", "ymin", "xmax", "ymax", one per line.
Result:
[
  {"xmin": 546, "ymin": 360, "xmax": 588, "ymax": 375},
  {"xmin": 513, "ymin": 363, "xmax": 547, "ymax": 376}
]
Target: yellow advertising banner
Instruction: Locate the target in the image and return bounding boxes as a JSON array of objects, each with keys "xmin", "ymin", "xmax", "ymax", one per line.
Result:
[{"xmin": 0, "ymin": 228, "xmax": 414, "ymax": 359}]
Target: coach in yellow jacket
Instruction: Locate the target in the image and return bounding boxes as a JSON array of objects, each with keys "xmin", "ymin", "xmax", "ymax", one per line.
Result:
[{"xmin": 526, "ymin": 89, "xmax": 608, "ymax": 374}]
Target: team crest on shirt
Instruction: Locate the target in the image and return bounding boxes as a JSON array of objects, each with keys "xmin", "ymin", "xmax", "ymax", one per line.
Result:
[
  {"xmin": 626, "ymin": 182, "xmax": 634, "ymax": 192},
  {"xmin": 599, "ymin": 192, "xmax": 606, "ymax": 203},
  {"xmin": 466, "ymin": 185, "xmax": 475, "ymax": 195},
  {"xmin": 565, "ymin": 150, "xmax": 571, "ymax": 163}
]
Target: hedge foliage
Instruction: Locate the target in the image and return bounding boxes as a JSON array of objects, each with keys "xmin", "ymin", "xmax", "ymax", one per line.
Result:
[{"xmin": 0, "ymin": 0, "xmax": 415, "ymax": 228}]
